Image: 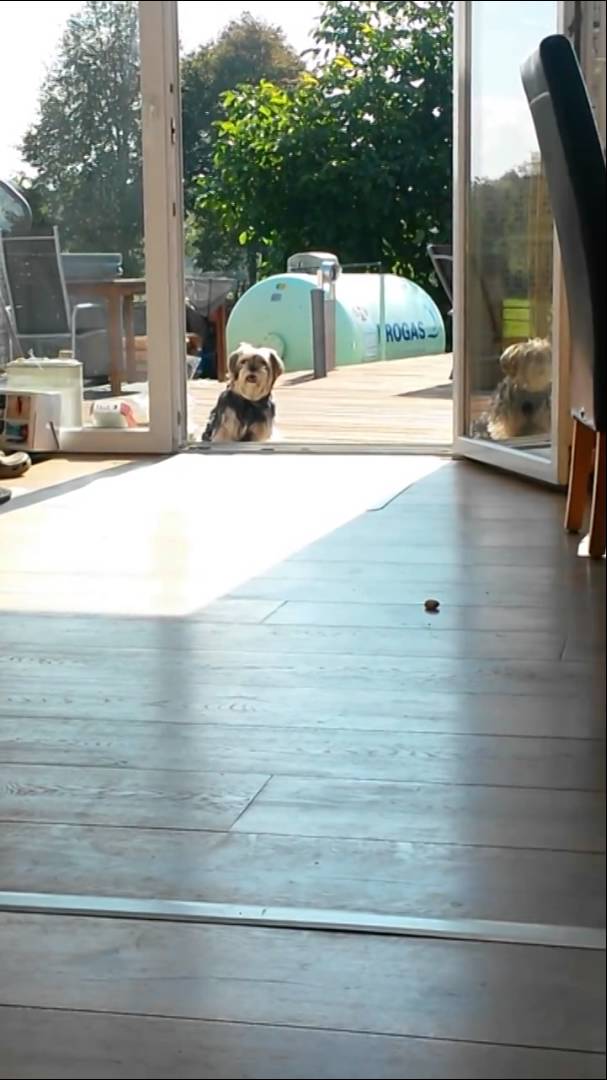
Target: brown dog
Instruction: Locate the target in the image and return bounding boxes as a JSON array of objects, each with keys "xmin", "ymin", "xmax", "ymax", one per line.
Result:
[
  {"xmin": 201, "ymin": 343, "xmax": 284, "ymax": 443},
  {"xmin": 473, "ymin": 338, "xmax": 552, "ymax": 440}
]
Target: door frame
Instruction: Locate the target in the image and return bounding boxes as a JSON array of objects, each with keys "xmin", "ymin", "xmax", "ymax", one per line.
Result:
[
  {"xmin": 60, "ymin": 0, "xmax": 186, "ymax": 454},
  {"xmin": 452, "ymin": 0, "xmax": 572, "ymax": 486}
]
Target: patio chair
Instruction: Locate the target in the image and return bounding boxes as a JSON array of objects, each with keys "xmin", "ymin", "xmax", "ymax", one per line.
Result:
[
  {"xmin": 0, "ymin": 227, "xmax": 108, "ymax": 375},
  {"xmin": 0, "ymin": 179, "xmax": 32, "ymax": 235},
  {"xmin": 427, "ymin": 243, "xmax": 453, "ymax": 379},
  {"xmin": 522, "ymin": 35, "xmax": 606, "ymax": 556}
]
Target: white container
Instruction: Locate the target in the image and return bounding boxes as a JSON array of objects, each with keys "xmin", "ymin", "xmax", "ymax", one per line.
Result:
[
  {"xmin": 5, "ymin": 356, "xmax": 83, "ymax": 429},
  {"xmin": 0, "ymin": 389, "xmax": 62, "ymax": 451}
]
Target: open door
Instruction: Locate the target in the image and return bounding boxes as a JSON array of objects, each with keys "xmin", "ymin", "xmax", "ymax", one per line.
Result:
[
  {"xmin": 0, "ymin": 1, "xmax": 186, "ymax": 456},
  {"xmin": 452, "ymin": 0, "xmax": 570, "ymax": 484}
]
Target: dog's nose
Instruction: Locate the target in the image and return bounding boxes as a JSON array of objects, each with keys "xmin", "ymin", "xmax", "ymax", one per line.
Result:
[{"xmin": 521, "ymin": 400, "xmax": 534, "ymax": 416}]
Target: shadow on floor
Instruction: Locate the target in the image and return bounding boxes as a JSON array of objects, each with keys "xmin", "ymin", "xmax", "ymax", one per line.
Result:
[{"xmin": 398, "ymin": 383, "xmax": 453, "ymax": 400}]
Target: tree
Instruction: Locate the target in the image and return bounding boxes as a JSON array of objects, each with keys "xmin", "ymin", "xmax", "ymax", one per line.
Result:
[
  {"xmin": 182, "ymin": 13, "xmax": 303, "ymax": 274},
  {"xmin": 21, "ymin": 1, "xmax": 143, "ymax": 274},
  {"xmin": 194, "ymin": 0, "xmax": 453, "ymax": 292},
  {"xmin": 192, "ymin": 0, "xmax": 449, "ymax": 291}
]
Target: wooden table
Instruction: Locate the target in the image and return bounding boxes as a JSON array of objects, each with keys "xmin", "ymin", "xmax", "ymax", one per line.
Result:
[{"xmin": 68, "ymin": 278, "xmax": 146, "ymax": 395}]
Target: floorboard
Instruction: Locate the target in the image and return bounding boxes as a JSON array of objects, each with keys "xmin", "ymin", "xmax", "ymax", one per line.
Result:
[
  {"xmin": 231, "ymin": 774, "xmax": 605, "ymax": 850},
  {"xmin": 0, "ymin": 653, "xmax": 601, "ymax": 699},
  {"xmin": 0, "ymin": 455, "xmax": 604, "ymax": 1075},
  {"xmin": 1, "ymin": 823, "xmax": 604, "ymax": 926},
  {"xmin": 1, "ymin": 686, "xmax": 602, "ymax": 737},
  {"xmin": 1, "ymin": 915, "xmax": 604, "ymax": 1052},
  {"xmin": 2, "ymin": 1007, "xmax": 605, "ymax": 1080},
  {"xmin": 1, "ymin": 718, "xmax": 603, "ymax": 789},
  {"xmin": 0, "ymin": 764, "xmax": 269, "ymax": 831}
]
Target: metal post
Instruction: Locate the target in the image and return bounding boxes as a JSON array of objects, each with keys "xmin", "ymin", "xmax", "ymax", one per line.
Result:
[
  {"xmin": 310, "ymin": 288, "xmax": 327, "ymax": 378},
  {"xmin": 379, "ymin": 271, "xmax": 386, "ymax": 361},
  {"xmin": 325, "ymin": 278, "xmax": 337, "ymax": 372}
]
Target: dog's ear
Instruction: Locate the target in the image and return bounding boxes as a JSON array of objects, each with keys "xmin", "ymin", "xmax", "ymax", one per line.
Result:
[
  {"xmin": 267, "ymin": 349, "xmax": 284, "ymax": 384},
  {"xmin": 500, "ymin": 344, "xmax": 520, "ymax": 377},
  {"xmin": 227, "ymin": 347, "xmax": 243, "ymax": 379}
]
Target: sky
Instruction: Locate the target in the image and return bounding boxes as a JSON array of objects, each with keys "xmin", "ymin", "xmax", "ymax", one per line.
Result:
[
  {"xmin": 471, "ymin": 1, "xmax": 557, "ymax": 179},
  {"xmin": 0, "ymin": 1, "xmax": 321, "ymax": 176},
  {"xmin": 0, "ymin": 0, "xmax": 556, "ymax": 181}
]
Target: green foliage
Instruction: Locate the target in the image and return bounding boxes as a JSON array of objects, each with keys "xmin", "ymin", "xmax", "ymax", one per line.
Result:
[
  {"xmin": 471, "ymin": 159, "xmax": 552, "ymax": 298},
  {"xmin": 194, "ymin": 0, "xmax": 453, "ymax": 289},
  {"xmin": 21, "ymin": 1, "xmax": 143, "ymax": 274},
  {"xmin": 181, "ymin": 13, "xmax": 303, "ymax": 275}
]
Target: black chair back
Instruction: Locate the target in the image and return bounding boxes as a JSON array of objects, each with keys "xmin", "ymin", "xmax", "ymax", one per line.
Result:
[
  {"xmin": 0, "ymin": 228, "xmax": 70, "ymax": 338},
  {"xmin": 521, "ymin": 34, "xmax": 606, "ymax": 432},
  {"xmin": 427, "ymin": 243, "xmax": 453, "ymax": 308},
  {"xmin": 0, "ymin": 180, "xmax": 32, "ymax": 235}
]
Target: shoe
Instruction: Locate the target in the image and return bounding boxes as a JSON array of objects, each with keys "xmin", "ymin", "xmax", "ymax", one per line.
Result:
[{"xmin": 0, "ymin": 450, "xmax": 32, "ymax": 479}]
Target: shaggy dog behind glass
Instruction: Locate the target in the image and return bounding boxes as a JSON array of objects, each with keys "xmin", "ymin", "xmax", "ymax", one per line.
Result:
[
  {"xmin": 472, "ymin": 338, "xmax": 552, "ymax": 441},
  {"xmin": 201, "ymin": 343, "xmax": 284, "ymax": 443}
]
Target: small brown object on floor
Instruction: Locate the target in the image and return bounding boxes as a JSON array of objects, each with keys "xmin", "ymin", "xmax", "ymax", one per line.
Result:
[{"xmin": 424, "ymin": 598, "xmax": 440, "ymax": 613}]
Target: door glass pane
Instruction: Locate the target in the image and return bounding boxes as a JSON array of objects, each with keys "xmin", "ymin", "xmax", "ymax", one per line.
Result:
[
  {"xmin": 177, "ymin": 0, "xmax": 453, "ymax": 450},
  {"xmin": 0, "ymin": 1, "xmax": 151, "ymax": 439},
  {"xmin": 466, "ymin": 1, "xmax": 557, "ymax": 457}
]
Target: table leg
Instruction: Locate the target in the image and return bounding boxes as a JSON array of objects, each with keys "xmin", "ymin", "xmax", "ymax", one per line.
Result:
[
  {"xmin": 588, "ymin": 431, "xmax": 605, "ymax": 559},
  {"xmin": 564, "ymin": 418, "xmax": 594, "ymax": 533},
  {"xmin": 107, "ymin": 294, "xmax": 125, "ymax": 396},
  {"xmin": 123, "ymin": 295, "xmax": 137, "ymax": 384}
]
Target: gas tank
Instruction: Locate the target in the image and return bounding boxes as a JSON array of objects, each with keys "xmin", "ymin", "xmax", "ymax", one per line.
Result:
[{"xmin": 227, "ymin": 271, "xmax": 445, "ymax": 372}]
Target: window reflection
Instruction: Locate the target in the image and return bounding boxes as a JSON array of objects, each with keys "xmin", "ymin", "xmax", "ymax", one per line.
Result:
[{"xmin": 466, "ymin": 1, "xmax": 557, "ymax": 455}]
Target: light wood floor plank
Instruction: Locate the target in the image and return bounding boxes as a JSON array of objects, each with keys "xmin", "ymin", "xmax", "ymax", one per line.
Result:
[
  {"xmin": 232, "ymin": 775, "xmax": 606, "ymax": 851},
  {"xmin": 0, "ymin": 685, "xmax": 602, "ymax": 738},
  {"xmin": 0, "ymin": 764, "xmax": 269, "ymax": 831},
  {"xmin": 2, "ymin": 1007, "xmax": 605, "ymax": 1079},
  {"xmin": 1, "ymin": 719, "xmax": 603, "ymax": 790},
  {"xmin": 0, "ymin": 652, "xmax": 601, "ymax": 698},
  {"xmin": 0, "ymin": 615, "xmax": 570, "ymax": 660},
  {"xmin": 1, "ymin": 823, "xmax": 604, "ymax": 927},
  {"xmin": 1, "ymin": 916, "xmax": 604, "ymax": 1052}
]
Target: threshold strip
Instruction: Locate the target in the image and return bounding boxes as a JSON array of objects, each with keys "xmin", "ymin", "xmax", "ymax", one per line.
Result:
[{"xmin": 0, "ymin": 892, "xmax": 604, "ymax": 950}]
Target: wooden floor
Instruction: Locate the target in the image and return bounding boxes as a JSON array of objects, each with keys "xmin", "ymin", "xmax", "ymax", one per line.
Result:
[
  {"xmin": 188, "ymin": 353, "xmax": 453, "ymax": 445},
  {"xmin": 0, "ymin": 453, "xmax": 605, "ymax": 1078}
]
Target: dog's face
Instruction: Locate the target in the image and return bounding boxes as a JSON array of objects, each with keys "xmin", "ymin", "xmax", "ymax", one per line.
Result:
[
  {"xmin": 228, "ymin": 343, "xmax": 284, "ymax": 402},
  {"xmin": 500, "ymin": 339, "xmax": 552, "ymax": 393},
  {"xmin": 484, "ymin": 338, "xmax": 552, "ymax": 438}
]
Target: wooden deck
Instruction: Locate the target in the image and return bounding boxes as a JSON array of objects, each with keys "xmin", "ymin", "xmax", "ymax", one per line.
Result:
[
  {"xmin": 0, "ymin": 454, "xmax": 604, "ymax": 1078},
  {"xmin": 189, "ymin": 353, "xmax": 453, "ymax": 445}
]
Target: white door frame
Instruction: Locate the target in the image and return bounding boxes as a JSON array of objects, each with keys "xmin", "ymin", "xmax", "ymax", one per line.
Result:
[
  {"xmin": 60, "ymin": 0, "xmax": 186, "ymax": 454},
  {"xmin": 452, "ymin": 0, "xmax": 572, "ymax": 486}
]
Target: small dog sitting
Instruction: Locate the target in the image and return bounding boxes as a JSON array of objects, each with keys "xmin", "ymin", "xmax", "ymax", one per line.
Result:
[
  {"xmin": 202, "ymin": 342, "xmax": 284, "ymax": 443},
  {"xmin": 472, "ymin": 338, "xmax": 552, "ymax": 441}
]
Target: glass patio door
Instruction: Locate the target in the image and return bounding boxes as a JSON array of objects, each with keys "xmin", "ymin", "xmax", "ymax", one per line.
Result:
[
  {"xmin": 452, "ymin": 0, "xmax": 569, "ymax": 484},
  {"xmin": 0, "ymin": 1, "xmax": 186, "ymax": 455}
]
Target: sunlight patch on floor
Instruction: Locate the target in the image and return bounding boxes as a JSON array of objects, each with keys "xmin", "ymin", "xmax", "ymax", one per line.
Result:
[{"xmin": 0, "ymin": 455, "xmax": 447, "ymax": 617}]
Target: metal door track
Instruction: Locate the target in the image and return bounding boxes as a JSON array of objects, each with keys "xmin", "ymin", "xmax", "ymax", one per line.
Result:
[{"xmin": 1, "ymin": 892, "xmax": 604, "ymax": 951}]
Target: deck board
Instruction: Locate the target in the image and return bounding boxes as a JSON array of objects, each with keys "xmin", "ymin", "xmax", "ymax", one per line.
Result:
[{"xmin": 188, "ymin": 353, "xmax": 453, "ymax": 444}]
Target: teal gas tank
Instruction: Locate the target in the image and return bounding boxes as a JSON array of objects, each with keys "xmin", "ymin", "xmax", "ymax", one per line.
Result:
[{"xmin": 227, "ymin": 268, "xmax": 445, "ymax": 372}]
